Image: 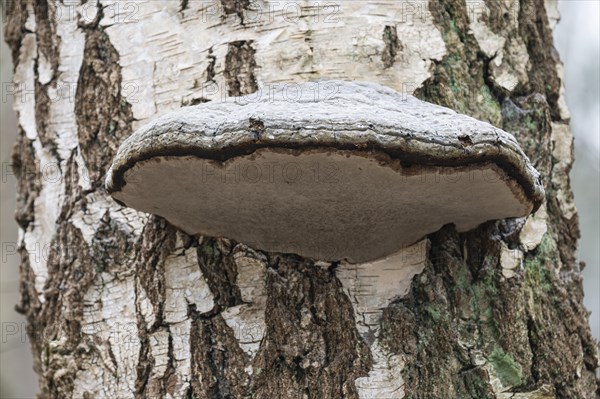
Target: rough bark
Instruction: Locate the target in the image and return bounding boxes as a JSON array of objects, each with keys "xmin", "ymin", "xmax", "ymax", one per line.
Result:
[{"xmin": 4, "ymin": 0, "xmax": 597, "ymax": 398}]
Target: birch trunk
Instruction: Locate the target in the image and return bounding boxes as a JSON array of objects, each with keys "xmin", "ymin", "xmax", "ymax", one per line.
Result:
[{"xmin": 4, "ymin": 0, "xmax": 598, "ymax": 398}]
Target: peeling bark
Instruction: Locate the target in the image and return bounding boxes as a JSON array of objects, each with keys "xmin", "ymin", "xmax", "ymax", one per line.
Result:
[{"xmin": 4, "ymin": 1, "xmax": 598, "ymax": 398}]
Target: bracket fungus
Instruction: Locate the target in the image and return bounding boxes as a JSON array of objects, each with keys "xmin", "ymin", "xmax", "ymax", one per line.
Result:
[{"xmin": 106, "ymin": 81, "xmax": 544, "ymax": 263}]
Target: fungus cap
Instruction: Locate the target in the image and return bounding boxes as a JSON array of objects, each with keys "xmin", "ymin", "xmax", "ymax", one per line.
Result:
[{"xmin": 106, "ymin": 81, "xmax": 544, "ymax": 263}]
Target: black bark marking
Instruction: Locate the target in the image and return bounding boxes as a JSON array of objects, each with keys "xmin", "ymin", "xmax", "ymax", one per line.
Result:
[
  {"xmin": 75, "ymin": 28, "xmax": 134, "ymax": 186},
  {"xmin": 206, "ymin": 46, "xmax": 216, "ymax": 83},
  {"xmin": 220, "ymin": 0, "xmax": 250, "ymax": 24},
  {"xmin": 197, "ymin": 238, "xmax": 243, "ymax": 310},
  {"xmin": 224, "ymin": 40, "xmax": 258, "ymax": 97},
  {"xmin": 182, "ymin": 97, "xmax": 211, "ymax": 106},
  {"xmin": 382, "ymin": 25, "xmax": 401, "ymax": 69},
  {"xmin": 249, "ymin": 117, "xmax": 265, "ymax": 139},
  {"xmin": 137, "ymin": 218, "xmax": 178, "ymax": 328},
  {"xmin": 180, "ymin": 0, "xmax": 189, "ymax": 12}
]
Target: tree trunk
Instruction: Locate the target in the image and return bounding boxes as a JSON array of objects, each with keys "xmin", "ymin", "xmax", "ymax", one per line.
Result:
[{"xmin": 4, "ymin": 0, "xmax": 598, "ymax": 398}]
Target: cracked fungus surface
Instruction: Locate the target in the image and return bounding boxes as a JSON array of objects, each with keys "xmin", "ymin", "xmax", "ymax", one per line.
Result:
[{"xmin": 107, "ymin": 81, "xmax": 543, "ymax": 262}]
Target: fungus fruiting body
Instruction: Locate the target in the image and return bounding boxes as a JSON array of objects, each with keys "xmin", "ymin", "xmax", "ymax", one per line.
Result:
[{"xmin": 106, "ymin": 81, "xmax": 544, "ymax": 263}]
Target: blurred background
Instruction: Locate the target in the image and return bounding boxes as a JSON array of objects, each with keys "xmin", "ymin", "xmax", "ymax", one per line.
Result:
[
  {"xmin": 1, "ymin": 1, "xmax": 598, "ymax": 397},
  {"xmin": 554, "ymin": 1, "xmax": 600, "ymax": 345}
]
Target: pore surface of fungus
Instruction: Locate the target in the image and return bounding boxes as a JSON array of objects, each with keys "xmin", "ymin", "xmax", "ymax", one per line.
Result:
[{"xmin": 106, "ymin": 81, "xmax": 544, "ymax": 263}]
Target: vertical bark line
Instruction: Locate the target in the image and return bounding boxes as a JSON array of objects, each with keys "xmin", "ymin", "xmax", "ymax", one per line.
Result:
[
  {"xmin": 3, "ymin": 0, "xmax": 29, "ymax": 62},
  {"xmin": 33, "ymin": 0, "xmax": 60, "ymax": 73},
  {"xmin": 75, "ymin": 25, "xmax": 134, "ymax": 185},
  {"xmin": 382, "ymin": 25, "xmax": 401, "ymax": 69},
  {"xmin": 224, "ymin": 40, "xmax": 258, "ymax": 97},
  {"xmin": 5, "ymin": 0, "xmax": 58, "ymax": 393},
  {"xmin": 205, "ymin": 46, "xmax": 217, "ymax": 83},
  {"xmin": 31, "ymin": 157, "xmax": 99, "ymax": 398},
  {"xmin": 33, "ymin": 0, "xmax": 60, "ymax": 151}
]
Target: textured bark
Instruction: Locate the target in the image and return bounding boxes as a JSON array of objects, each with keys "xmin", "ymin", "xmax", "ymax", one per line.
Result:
[{"xmin": 4, "ymin": 1, "xmax": 598, "ymax": 398}]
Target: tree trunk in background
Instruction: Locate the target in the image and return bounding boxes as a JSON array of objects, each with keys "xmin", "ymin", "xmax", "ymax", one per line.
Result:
[{"xmin": 4, "ymin": 0, "xmax": 598, "ymax": 398}]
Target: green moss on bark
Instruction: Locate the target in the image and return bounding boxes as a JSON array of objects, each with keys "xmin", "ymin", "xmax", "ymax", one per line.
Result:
[{"xmin": 488, "ymin": 346, "xmax": 524, "ymax": 386}]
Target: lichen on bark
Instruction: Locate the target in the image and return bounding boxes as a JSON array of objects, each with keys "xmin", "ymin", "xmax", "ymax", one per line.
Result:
[{"xmin": 402, "ymin": 0, "xmax": 598, "ymax": 397}]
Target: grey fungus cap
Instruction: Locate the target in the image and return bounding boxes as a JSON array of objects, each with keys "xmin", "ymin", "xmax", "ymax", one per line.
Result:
[{"xmin": 106, "ymin": 81, "xmax": 544, "ymax": 263}]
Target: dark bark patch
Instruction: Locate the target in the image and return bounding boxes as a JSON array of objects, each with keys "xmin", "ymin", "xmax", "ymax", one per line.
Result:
[
  {"xmin": 461, "ymin": 367, "xmax": 495, "ymax": 398},
  {"xmin": 224, "ymin": 40, "xmax": 258, "ymax": 97},
  {"xmin": 17, "ymin": 250, "xmax": 44, "ymax": 377},
  {"xmin": 135, "ymin": 225, "xmax": 196, "ymax": 398},
  {"xmin": 381, "ymin": 25, "xmax": 401, "ymax": 69},
  {"xmin": 206, "ymin": 46, "xmax": 216, "ymax": 83},
  {"xmin": 136, "ymin": 217, "xmax": 178, "ymax": 328},
  {"xmin": 249, "ymin": 117, "xmax": 264, "ymax": 134},
  {"xmin": 37, "ymin": 221, "xmax": 93, "ymax": 397},
  {"xmin": 180, "ymin": 0, "xmax": 189, "ymax": 12},
  {"xmin": 383, "ymin": 225, "xmax": 524, "ymax": 398},
  {"xmin": 416, "ymin": 0, "xmax": 502, "ymax": 126},
  {"xmin": 252, "ymin": 255, "xmax": 371, "ymax": 399},
  {"xmin": 12, "ymin": 129, "xmax": 41, "ymax": 230},
  {"xmin": 3, "ymin": 0, "xmax": 30, "ymax": 62},
  {"xmin": 135, "ymin": 332, "xmax": 153, "ymax": 399},
  {"xmin": 75, "ymin": 28, "xmax": 133, "ymax": 186},
  {"xmin": 29, "ymin": 0, "xmax": 60, "ymax": 150},
  {"xmin": 516, "ymin": 0, "xmax": 562, "ymax": 120},
  {"xmin": 197, "ymin": 238, "xmax": 243, "ymax": 309},
  {"xmin": 458, "ymin": 134, "xmax": 473, "ymax": 146},
  {"xmin": 27, "ymin": 0, "xmax": 61, "ymax": 151},
  {"xmin": 501, "ymin": 94, "xmax": 553, "ymax": 174},
  {"xmin": 189, "ymin": 315, "xmax": 250, "ymax": 398},
  {"xmin": 380, "ymin": 304, "xmax": 417, "ymax": 356},
  {"xmin": 34, "ymin": 78, "xmax": 58, "ymax": 152},
  {"xmin": 502, "ymin": 94, "xmax": 580, "ymax": 268},
  {"xmin": 522, "ymin": 232, "xmax": 598, "ymax": 397},
  {"xmin": 33, "ymin": 0, "xmax": 60, "ymax": 75},
  {"xmin": 182, "ymin": 97, "xmax": 211, "ymax": 106},
  {"xmin": 220, "ymin": 0, "xmax": 250, "ymax": 24}
]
